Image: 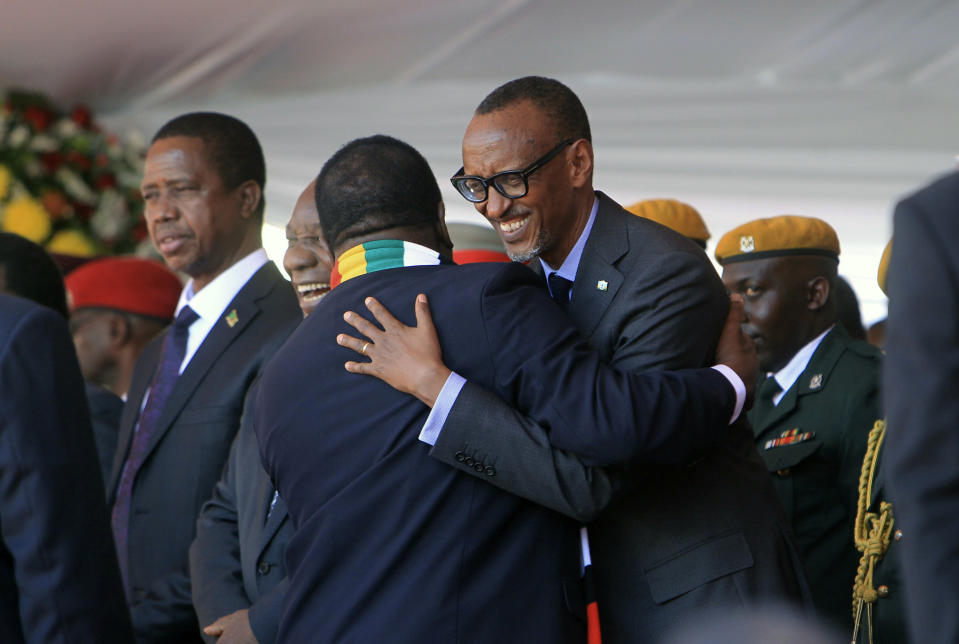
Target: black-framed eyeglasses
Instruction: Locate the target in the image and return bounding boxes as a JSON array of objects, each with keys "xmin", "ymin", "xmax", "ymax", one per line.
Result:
[{"xmin": 450, "ymin": 139, "xmax": 574, "ymax": 203}]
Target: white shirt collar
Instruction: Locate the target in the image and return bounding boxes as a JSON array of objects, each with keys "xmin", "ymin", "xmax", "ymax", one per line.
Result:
[
  {"xmin": 539, "ymin": 195, "xmax": 599, "ymax": 284},
  {"xmin": 176, "ymin": 248, "xmax": 269, "ymax": 322},
  {"xmin": 770, "ymin": 325, "xmax": 834, "ymax": 405}
]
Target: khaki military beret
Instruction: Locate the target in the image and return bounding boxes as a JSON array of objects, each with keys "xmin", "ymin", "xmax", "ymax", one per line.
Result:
[
  {"xmin": 715, "ymin": 215, "xmax": 841, "ymax": 265},
  {"xmin": 625, "ymin": 199, "xmax": 711, "ymax": 242},
  {"xmin": 877, "ymin": 239, "xmax": 892, "ymax": 295}
]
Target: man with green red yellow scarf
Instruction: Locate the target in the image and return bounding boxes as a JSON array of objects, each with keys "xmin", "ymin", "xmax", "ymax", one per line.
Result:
[{"xmin": 251, "ymin": 134, "xmax": 760, "ymax": 643}]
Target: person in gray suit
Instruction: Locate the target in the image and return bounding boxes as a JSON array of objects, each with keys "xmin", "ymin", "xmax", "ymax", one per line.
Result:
[
  {"xmin": 884, "ymin": 170, "xmax": 959, "ymax": 644},
  {"xmin": 340, "ymin": 77, "xmax": 809, "ymax": 642},
  {"xmin": 189, "ymin": 180, "xmax": 332, "ymax": 644}
]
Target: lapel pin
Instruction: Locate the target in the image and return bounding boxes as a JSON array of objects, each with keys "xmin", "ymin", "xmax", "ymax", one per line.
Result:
[
  {"xmin": 225, "ymin": 309, "xmax": 239, "ymax": 328},
  {"xmin": 596, "ymin": 280, "xmax": 608, "ymax": 291},
  {"xmin": 809, "ymin": 373, "xmax": 823, "ymax": 390}
]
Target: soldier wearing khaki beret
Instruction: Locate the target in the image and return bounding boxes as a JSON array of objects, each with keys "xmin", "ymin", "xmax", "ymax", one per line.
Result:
[
  {"xmin": 625, "ymin": 198, "xmax": 711, "ymax": 249},
  {"xmin": 716, "ymin": 215, "xmax": 883, "ymax": 632}
]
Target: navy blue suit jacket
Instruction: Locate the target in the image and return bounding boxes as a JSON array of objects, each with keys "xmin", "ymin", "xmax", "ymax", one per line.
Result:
[
  {"xmin": 0, "ymin": 294, "xmax": 133, "ymax": 643},
  {"xmin": 254, "ymin": 260, "xmax": 735, "ymax": 643},
  {"xmin": 885, "ymin": 170, "xmax": 959, "ymax": 643},
  {"xmin": 108, "ymin": 262, "xmax": 300, "ymax": 642}
]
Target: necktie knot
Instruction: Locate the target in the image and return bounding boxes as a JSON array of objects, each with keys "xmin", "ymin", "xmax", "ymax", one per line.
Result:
[
  {"xmin": 758, "ymin": 376, "xmax": 782, "ymax": 402},
  {"xmin": 548, "ymin": 273, "xmax": 573, "ymax": 312},
  {"xmin": 174, "ymin": 305, "xmax": 199, "ymax": 331}
]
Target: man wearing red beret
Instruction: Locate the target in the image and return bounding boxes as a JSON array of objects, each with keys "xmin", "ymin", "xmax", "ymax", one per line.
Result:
[{"xmin": 65, "ymin": 256, "xmax": 182, "ymax": 481}]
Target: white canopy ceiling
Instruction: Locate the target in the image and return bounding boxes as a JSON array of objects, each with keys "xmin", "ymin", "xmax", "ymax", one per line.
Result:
[{"xmin": 5, "ymin": 0, "xmax": 958, "ymax": 321}]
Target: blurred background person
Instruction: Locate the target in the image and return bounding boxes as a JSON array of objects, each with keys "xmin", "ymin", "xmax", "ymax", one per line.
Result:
[
  {"xmin": 884, "ymin": 170, "xmax": 959, "ymax": 644},
  {"xmin": 191, "ymin": 179, "xmax": 331, "ymax": 644},
  {"xmin": 625, "ymin": 198, "xmax": 711, "ymax": 250},
  {"xmin": 65, "ymin": 257, "xmax": 182, "ymax": 480},
  {"xmin": 834, "ymin": 275, "xmax": 867, "ymax": 341},
  {"xmin": 446, "ymin": 221, "xmax": 510, "ymax": 264}
]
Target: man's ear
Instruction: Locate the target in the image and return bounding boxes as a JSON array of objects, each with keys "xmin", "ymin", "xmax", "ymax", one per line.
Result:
[
  {"xmin": 107, "ymin": 312, "xmax": 133, "ymax": 346},
  {"xmin": 567, "ymin": 139, "xmax": 594, "ymax": 189},
  {"xmin": 237, "ymin": 180, "xmax": 262, "ymax": 220},
  {"xmin": 435, "ymin": 201, "xmax": 454, "ymax": 254},
  {"xmin": 807, "ymin": 276, "xmax": 831, "ymax": 311}
]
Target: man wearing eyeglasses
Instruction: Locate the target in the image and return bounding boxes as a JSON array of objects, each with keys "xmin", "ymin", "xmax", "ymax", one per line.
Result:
[{"xmin": 371, "ymin": 76, "xmax": 810, "ymax": 642}]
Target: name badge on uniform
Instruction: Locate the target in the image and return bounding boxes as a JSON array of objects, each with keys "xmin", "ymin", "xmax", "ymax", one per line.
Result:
[{"xmin": 765, "ymin": 428, "xmax": 816, "ymax": 451}]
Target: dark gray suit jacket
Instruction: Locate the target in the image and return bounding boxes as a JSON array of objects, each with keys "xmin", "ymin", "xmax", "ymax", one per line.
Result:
[
  {"xmin": 108, "ymin": 261, "xmax": 300, "ymax": 643},
  {"xmin": 884, "ymin": 170, "xmax": 959, "ymax": 644},
  {"xmin": 190, "ymin": 381, "xmax": 292, "ymax": 644},
  {"xmin": 431, "ymin": 193, "xmax": 808, "ymax": 642}
]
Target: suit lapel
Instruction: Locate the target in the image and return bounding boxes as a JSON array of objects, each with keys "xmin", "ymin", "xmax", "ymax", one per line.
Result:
[
  {"xmin": 108, "ymin": 339, "xmax": 162, "ymax": 497},
  {"xmin": 138, "ymin": 263, "xmax": 279, "ymax": 464},
  {"xmin": 568, "ymin": 193, "xmax": 628, "ymax": 337},
  {"xmin": 753, "ymin": 326, "xmax": 847, "ymax": 437}
]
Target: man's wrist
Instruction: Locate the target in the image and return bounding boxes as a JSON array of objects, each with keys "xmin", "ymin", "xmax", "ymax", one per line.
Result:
[{"xmin": 711, "ymin": 364, "xmax": 746, "ymax": 424}]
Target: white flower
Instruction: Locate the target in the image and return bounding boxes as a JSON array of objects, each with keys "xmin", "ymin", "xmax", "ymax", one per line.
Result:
[
  {"xmin": 8, "ymin": 125, "xmax": 30, "ymax": 147},
  {"xmin": 55, "ymin": 167, "xmax": 97, "ymax": 204},
  {"xmin": 29, "ymin": 134, "xmax": 59, "ymax": 152},
  {"xmin": 55, "ymin": 118, "xmax": 80, "ymax": 139},
  {"xmin": 90, "ymin": 189, "xmax": 130, "ymax": 240}
]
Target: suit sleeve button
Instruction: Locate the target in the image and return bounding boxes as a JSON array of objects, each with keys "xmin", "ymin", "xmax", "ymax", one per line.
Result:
[
  {"xmin": 455, "ymin": 451, "xmax": 466, "ymax": 463},
  {"xmin": 472, "ymin": 462, "xmax": 484, "ymax": 473},
  {"xmin": 257, "ymin": 561, "xmax": 271, "ymax": 575},
  {"xmin": 464, "ymin": 457, "xmax": 475, "ymax": 467},
  {"xmin": 485, "ymin": 466, "xmax": 496, "ymax": 477}
]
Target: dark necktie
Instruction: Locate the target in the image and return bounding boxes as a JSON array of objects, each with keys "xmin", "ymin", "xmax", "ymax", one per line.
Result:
[
  {"xmin": 548, "ymin": 273, "xmax": 573, "ymax": 313},
  {"xmin": 754, "ymin": 376, "xmax": 783, "ymax": 418},
  {"xmin": 111, "ymin": 306, "xmax": 198, "ymax": 593}
]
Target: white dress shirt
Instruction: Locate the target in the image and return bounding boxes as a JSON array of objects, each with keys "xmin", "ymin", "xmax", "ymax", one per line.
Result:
[{"xmin": 767, "ymin": 325, "xmax": 834, "ymax": 406}]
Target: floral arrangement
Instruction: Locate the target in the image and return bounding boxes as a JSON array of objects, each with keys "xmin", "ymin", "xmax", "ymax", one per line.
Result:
[{"xmin": 0, "ymin": 89, "xmax": 151, "ymax": 258}]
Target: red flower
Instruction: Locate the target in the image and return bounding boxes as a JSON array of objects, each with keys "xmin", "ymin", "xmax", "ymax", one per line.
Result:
[
  {"xmin": 41, "ymin": 152, "xmax": 64, "ymax": 172},
  {"xmin": 94, "ymin": 173, "xmax": 116, "ymax": 190},
  {"xmin": 41, "ymin": 190, "xmax": 72, "ymax": 219},
  {"xmin": 23, "ymin": 105, "xmax": 52, "ymax": 131},
  {"xmin": 65, "ymin": 150, "xmax": 92, "ymax": 172},
  {"xmin": 70, "ymin": 105, "xmax": 93, "ymax": 129}
]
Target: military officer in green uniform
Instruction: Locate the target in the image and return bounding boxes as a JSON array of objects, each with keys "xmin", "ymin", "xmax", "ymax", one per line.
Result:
[{"xmin": 715, "ymin": 216, "xmax": 882, "ymax": 632}]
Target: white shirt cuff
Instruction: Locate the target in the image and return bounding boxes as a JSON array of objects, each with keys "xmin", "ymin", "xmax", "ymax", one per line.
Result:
[
  {"xmin": 711, "ymin": 364, "xmax": 746, "ymax": 424},
  {"xmin": 418, "ymin": 371, "xmax": 466, "ymax": 446}
]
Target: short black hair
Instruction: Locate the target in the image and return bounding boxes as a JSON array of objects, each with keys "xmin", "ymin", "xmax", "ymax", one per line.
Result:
[
  {"xmin": 0, "ymin": 233, "xmax": 68, "ymax": 318},
  {"xmin": 476, "ymin": 76, "xmax": 591, "ymax": 143},
  {"xmin": 152, "ymin": 112, "xmax": 266, "ymax": 218},
  {"xmin": 314, "ymin": 135, "xmax": 442, "ymax": 251}
]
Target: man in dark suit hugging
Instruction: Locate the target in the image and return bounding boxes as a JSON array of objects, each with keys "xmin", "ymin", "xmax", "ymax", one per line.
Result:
[{"xmin": 254, "ymin": 133, "xmax": 757, "ymax": 642}]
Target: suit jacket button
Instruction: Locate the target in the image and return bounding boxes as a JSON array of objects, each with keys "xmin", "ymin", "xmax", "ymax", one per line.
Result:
[
  {"xmin": 257, "ymin": 561, "xmax": 271, "ymax": 575},
  {"xmin": 894, "ymin": 529, "xmax": 903, "ymax": 541},
  {"xmin": 776, "ymin": 468, "xmax": 791, "ymax": 476},
  {"xmin": 455, "ymin": 451, "xmax": 467, "ymax": 463},
  {"xmin": 878, "ymin": 585, "xmax": 890, "ymax": 598},
  {"xmin": 485, "ymin": 465, "xmax": 496, "ymax": 477}
]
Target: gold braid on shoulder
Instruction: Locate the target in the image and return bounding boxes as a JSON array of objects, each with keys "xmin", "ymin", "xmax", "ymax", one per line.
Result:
[{"xmin": 852, "ymin": 419, "xmax": 894, "ymax": 620}]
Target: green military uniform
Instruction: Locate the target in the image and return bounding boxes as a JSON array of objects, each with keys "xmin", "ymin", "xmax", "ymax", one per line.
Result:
[
  {"xmin": 851, "ymin": 432, "xmax": 906, "ymax": 644},
  {"xmin": 749, "ymin": 323, "xmax": 882, "ymax": 630}
]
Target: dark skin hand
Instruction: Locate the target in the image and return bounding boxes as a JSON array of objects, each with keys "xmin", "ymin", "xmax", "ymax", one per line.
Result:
[
  {"xmin": 337, "ymin": 293, "xmax": 757, "ymax": 410},
  {"xmin": 203, "ymin": 608, "xmax": 258, "ymax": 643}
]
